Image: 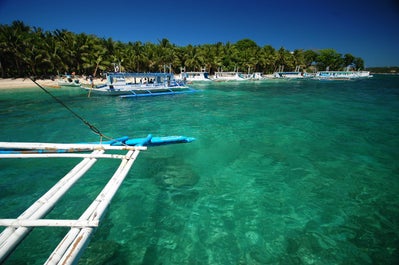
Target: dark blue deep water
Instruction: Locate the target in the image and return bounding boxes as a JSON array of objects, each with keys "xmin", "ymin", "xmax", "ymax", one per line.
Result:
[{"xmin": 1, "ymin": 75, "xmax": 399, "ymax": 264}]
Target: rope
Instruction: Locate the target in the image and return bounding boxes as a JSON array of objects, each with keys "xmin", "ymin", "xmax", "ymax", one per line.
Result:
[{"xmin": 30, "ymin": 77, "xmax": 112, "ymax": 141}]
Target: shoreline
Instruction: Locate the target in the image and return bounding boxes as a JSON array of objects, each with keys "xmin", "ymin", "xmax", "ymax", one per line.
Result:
[
  {"xmin": 0, "ymin": 77, "xmax": 100, "ymax": 90},
  {"xmin": 0, "ymin": 78, "xmax": 59, "ymax": 89}
]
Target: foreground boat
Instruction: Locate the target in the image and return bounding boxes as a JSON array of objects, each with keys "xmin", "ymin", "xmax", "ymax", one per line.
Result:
[
  {"xmin": 0, "ymin": 134, "xmax": 195, "ymax": 264},
  {"xmin": 83, "ymin": 72, "xmax": 197, "ymax": 97}
]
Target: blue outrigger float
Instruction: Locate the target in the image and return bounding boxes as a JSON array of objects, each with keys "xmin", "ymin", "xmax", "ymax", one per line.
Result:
[
  {"xmin": 0, "ymin": 135, "xmax": 195, "ymax": 154},
  {"xmin": 0, "ymin": 134, "xmax": 195, "ymax": 264},
  {"xmin": 83, "ymin": 72, "xmax": 198, "ymax": 97}
]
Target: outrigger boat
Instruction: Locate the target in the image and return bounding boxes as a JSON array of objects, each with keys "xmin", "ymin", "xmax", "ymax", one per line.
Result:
[
  {"xmin": 273, "ymin": 66, "xmax": 308, "ymax": 79},
  {"xmin": 180, "ymin": 67, "xmax": 212, "ymax": 83},
  {"xmin": 57, "ymin": 74, "xmax": 80, "ymax": 87},
  {"xmin": 82, "ymin": 72, "xmax": 197, "ymax": 97},
  {"xmin": 273, "ymin": 71, "xmax": 305, "ymax": 79},
  {"xmin": 212, "ymin": 71, "xmax": 247, "ymax": 82},
  {"xmin": 315, "ymin": 69, "xmax": 372, "ymax": 80},
  {"xmin": 0, "ymin": 134, "xmax": 195, "ymax": 264}
]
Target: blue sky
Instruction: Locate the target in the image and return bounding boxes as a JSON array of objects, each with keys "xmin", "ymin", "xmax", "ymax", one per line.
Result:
[{"xmin": 1, "ymin": 0, "xmax": 398, "ymax": 67}]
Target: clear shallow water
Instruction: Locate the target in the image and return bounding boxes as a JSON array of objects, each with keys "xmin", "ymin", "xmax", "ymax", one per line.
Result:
[{"xmin": 1, "ymin": 75, "xmax": 399, "ymax": 264}]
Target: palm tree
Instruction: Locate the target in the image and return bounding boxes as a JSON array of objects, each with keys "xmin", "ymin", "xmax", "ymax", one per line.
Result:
[
  {"xmin": 275, "ymin": 47, "xmax": 296, "ymax": 72},
  {"xmin": 41, "ymin": 31, "xmax": 63, "ymax": 75},
  {"xmin": 21, "ymin": 27, "xmax": 50, "ymax": 76},
  {"xmin": 101, "ymin": 37, "xmax": 125, "ymax": 72},
  {"xmin": 81, "ymin": 35, "xmax": 110, "ymax": 76},
  {"xmin": 221, "ymin": 42, "xmax": 239, "ymax": 71},
  {"xmin": 209, "ymin": 42, "xmax": 224, "ymax": 74},
  {"xmin": 196, "ymin": 44, "xmax": 214, "ymax": 73},
  {"xmin": 0, "ymin": 24, "xmax": 15, "ymax": 77},
  {"xmin": 0, "ymin": 20, "xmax": 368, "ymax": 78},
  {"xmin": 53, "ymin": 29, "xmax": 80, "ymax": 74},
  {"xmin": 259, "ymin": 45, "xmax": 277, "ymax": 73},
  {"xmin": 0, "ymin": 21, "xmax": 31, "ymax": 76},
  {"xmin": 183, "ymin": 45, "xmax": 201, "ymax": 71},
  {"xmin": 125, "ymin": 41, "xmax": 146, "ymax": 72},
  {"xmin": 235, "ymin": 39, "xmax": 260, "ymax": 73},
  {"xmin": 155, "ymin": 38, "xmax": 178, "ymax": 72}
]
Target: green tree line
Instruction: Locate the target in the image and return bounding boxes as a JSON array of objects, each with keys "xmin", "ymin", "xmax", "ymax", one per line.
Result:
[{"xmin": 0, "ymin": 20, "xmax": 365, "ymax": 78}]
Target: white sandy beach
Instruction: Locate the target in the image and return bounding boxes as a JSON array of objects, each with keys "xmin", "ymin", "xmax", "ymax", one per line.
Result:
[
  {"xmin": 0, "ymin": 77, "xmax": 102, "ymax": 90},
  {"xmin": 0, "ymin": 78, "xmax": 58, "ymax": 89}
]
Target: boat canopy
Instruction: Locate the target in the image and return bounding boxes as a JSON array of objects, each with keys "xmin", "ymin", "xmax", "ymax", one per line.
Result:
[{"xmin": 105, "ymin": 72, "xmax": 174, "ymax": 78}]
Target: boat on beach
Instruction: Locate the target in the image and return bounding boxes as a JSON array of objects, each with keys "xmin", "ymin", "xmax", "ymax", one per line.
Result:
[{"xmin": 82, "ymin": 72, "xmax": 197, "ymax": 97}]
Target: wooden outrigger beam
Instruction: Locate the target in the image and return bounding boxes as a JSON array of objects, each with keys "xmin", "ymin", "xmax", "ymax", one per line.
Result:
[
  {"xmin": 0, "ymin": 143, "xmax": 145, "ymax": 264},
  {"xmin": 0, "ymin": 142, "xmax": 147, "ymax": 153},
  {"xmin": 45, "ymin": 148, "xmax": 141, "ymax": 265}
]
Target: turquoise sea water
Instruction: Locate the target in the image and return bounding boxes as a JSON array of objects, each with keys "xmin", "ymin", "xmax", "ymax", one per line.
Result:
[{"xmin": 1, "ymin": 75, "xmax": 399, "ymax": 264}]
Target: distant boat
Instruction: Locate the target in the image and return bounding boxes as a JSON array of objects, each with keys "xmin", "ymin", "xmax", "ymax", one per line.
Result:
[
  {"xmin": 273, "ymin": 72, "xmax": 304, "ymax": 79},
  {"xmin": 315, "ymin": 70, "xmax": 372, "ymax": 80},
  {"xmin": 212, "ymin": 71, "xmax": 246, "ymax": 82},
  {"xmin": 180, "ymin": 67, "xmax": 212, "ymax": 82},
  {"xmin": 246, "ymin": 72, "xmax": 265, "ymax": 80},
  {"xmin": 82, "ymin": 72, "xmax": 197, "ymax": 97},
  {"xmin": 272, "ymin": 65, "xmax": 308, "ymax": 79},
  {"xmin": 57, "ymin": 75, "xmax": 80, "ymax": 86},
  {"xmin": 180, "ymin": 71, "xmax": 212, "ymax": 82}
]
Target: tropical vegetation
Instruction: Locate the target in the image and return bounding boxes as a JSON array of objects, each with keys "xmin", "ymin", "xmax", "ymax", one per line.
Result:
[{"xmin": 0, "ymin": 21, "xmax": 365, "ymax": 78}]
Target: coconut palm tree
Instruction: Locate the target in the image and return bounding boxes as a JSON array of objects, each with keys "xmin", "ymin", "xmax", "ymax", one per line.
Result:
[
  {"xmin": 79, "ymin": 34, "xmax": 110, "ymax": 76},
  {"xmin": 21, "ymin": 27, "xmax": 50, "ymax": 76},
  {"xmin": 0, "ymin": 20, "xmax": 368, "ymax": 78},
  {"xmin": 235, "ymin": 39, "xmax": 260, "ymax": 73},
  {"xmin": 0, "ymin": 21, "xmax": 31, "ymax": 76},
  {"xmin": 124, "ymin": 41, "xmax": 147, "ymax": 72}
]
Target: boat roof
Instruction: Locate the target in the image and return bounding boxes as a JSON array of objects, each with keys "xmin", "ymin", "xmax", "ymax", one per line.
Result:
[
  {"xmin": 106, "ymin": 72, "xmax": 174, "ymax": 78},
  {"xmin": 317, "ymin": 71, "xmax": 354, "ymax": 73}
]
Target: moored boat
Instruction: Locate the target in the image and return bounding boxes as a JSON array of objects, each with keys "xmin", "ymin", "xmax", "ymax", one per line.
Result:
[
  {"xmin": 82, "ymin": 72, "xmax": 197, "ymax": 97},
  {"xmin": 212, "ymin": 71, "xmax": 246, "ymax": 82},
  {"xmin": 180, "ymin": 71, "xmax": 212, "ymax": 82},
  {"xmin": 180, "ymin": 67, "xmax": 212, "ymax": 82},
  {"xmin": 57, "ymin": 74, "xmax": 80, "ymax": 86},
  {"xmin": 249, "ymin": 72, "xmax": 265, "ymax": 80},
  {"xmin": 273, "ymin": 71, "xmax": 304, "ymax": 79},
  {"xmin": 315, "ymin": 70, "xmax": 372, "ymax": 80}
]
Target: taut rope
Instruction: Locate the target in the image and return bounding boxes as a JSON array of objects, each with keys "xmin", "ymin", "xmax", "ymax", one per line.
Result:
[{"xmin": 30, "ymin": 77, "xmax": 112, "ymax": 142}]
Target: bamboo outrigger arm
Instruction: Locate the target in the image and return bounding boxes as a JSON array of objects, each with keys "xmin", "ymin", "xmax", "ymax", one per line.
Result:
[{"xmin": 0, "ymin": 135, "xmax": 194, "ymax": 264}]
